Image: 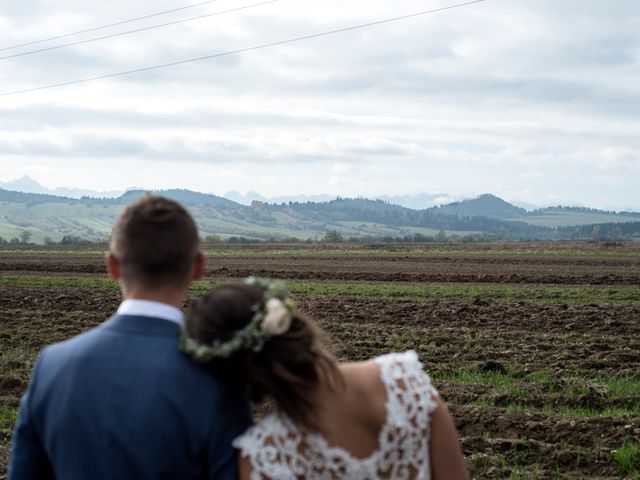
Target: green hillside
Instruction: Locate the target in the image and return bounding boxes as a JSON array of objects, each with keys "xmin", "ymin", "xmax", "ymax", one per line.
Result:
[
  {"xmin": 0, "ymin": 188, "xmax": 639, "ymax": 243},
  {"xmin": 514, "ymin": 209, "xmax": 640, "ymax": 227}
]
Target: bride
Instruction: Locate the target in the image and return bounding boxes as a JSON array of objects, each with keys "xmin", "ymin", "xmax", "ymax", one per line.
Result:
[{"xmin": 180, "ymin": 278, "xmax": 468, "ymax": 480}]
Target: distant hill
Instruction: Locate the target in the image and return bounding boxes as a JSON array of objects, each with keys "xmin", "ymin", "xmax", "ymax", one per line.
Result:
[
  {"xmin": 425, "ymin": 194, "xmax": 640, "ymax": 227},
  {"xmin": 0, "ymin": 188, "xmax": 639, "ymax": 243},
  {"xmin": 430, "ymin": 194, "xmax": 527, "ymax": 219},
  {"xmin": 115, "ymin": 189, "xmax": 237, "ymax": 207},
  {"xmin": 519, "ymin": 206, "xmax": 640, "ymax": 227},
  {"xmin": 0, "ymin": 188, "xmax": 76, "ymax": 204}
]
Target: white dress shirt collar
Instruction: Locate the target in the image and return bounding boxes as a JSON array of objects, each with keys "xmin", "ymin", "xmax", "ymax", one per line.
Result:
[{"xmin": 117, "ymin": 299, "xmax": 183, "ymax": 326}]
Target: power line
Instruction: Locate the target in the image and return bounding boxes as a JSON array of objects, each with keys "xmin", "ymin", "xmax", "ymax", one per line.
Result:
[
  {"xmin": 0, "ymin": 0, "xmax": 485, "ymax": 97},
  {"xmin": 0, "ymin": 0, "xmax": 279, "ymax": 61},
  {"xmin": 1, "ymin": 0, "xmax": 224, "ymax": 52}
]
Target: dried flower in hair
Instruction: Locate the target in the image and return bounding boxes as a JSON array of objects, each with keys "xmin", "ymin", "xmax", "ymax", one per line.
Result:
[{"xmin": 261, "ymin": 298, "xmax": 291, "ymax": 335}]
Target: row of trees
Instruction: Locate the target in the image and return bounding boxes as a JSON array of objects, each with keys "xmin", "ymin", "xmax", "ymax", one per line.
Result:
[
  {"xmin": 557, "ymin": 222, "xmax": 640, "ymax": 240},
  {"xmin": 0, "ymin": 231, "xmax": 32, "ymax": 244},
  {"xmin": 4, "ymin": 221, "xmax": 640, "ymax": 247},
  {"xmin": 0, "ymin": 232, "xmax": 99, "ymax": 245},
  {"xmin": 203, "ymin": 223, "xmax": 640, "ymax": 244}
]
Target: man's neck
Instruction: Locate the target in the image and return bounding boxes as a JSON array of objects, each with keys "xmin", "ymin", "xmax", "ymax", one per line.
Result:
[{"xmin": 121, "ymin": 287, "xmax": 187, "ymax": 310}]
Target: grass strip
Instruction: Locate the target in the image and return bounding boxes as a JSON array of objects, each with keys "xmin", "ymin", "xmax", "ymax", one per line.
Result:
[
  {"xmin": 0, "ymin": 275, "xmax": 118, "ymax": 290},
  {"xmin": 284, "ymin": 281, "xmax": 640, "ymax": 305},
  {"xmin": 1, "ymin": 275, "xmax": 639, "ymax": 305},
  {"xmin": 438, "ymin": 369, "xmax": 640, "ymax": 397},
  {"xmin": 1, "ymin": 245, "xmax": 640, "ymax": 257},
  {"xmin": 458, "ymin": 399, "xmax": 639, "ymax": 420},
  {"xmin": 437, "ymin": 370, "xmax": 640, "ymax": 419}
]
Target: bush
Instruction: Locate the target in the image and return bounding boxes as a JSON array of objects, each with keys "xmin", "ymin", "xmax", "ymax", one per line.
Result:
[{"xmin": 323, "ymin": 229, "xmax": 344, "ymax": 243}]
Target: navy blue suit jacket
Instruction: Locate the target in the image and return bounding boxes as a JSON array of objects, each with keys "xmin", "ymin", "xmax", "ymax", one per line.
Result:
[{"xmin": 8, "ymin": 314, "xmax": 252, "ymax": 480}]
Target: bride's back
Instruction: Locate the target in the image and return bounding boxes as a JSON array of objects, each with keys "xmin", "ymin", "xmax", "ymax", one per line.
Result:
[
  {"xmin": 311, "ymin": 359, "xmax": 387, "ymax": 459},
  {"xmin": 235, "ymin": 351, "xmax": 464, "ymax": 480}
]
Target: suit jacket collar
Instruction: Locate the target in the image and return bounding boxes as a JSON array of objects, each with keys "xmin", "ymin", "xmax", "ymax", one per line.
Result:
[{"xmin": 103, "ymin": 314, "xmax": 181, "ymax": 337}]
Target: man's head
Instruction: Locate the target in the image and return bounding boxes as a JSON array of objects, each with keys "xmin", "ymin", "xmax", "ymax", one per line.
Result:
[{"xmin": 108, "ymin": 195, "xmax": 204, "ymax": 294}]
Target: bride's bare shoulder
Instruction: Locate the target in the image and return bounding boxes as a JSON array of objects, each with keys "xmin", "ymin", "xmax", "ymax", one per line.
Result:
[
  {"xmin": 338, "ymin": 358, "xmax": 385, "ymax": 391},
  {"xmin": 337, "ymin": 359, "xmax": 387, "ymax": 425}
]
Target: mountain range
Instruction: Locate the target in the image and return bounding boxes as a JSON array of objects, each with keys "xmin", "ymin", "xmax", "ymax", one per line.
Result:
[
  {"xmin": 1, "ymin": 176, "xmax": 503, "ymax": 210},
  {"xmin": 1, "ymin": 186, "xmax": 639, "ymax": 244},
  {"xmin": 223, "ymin": 190, "xmax": 461, "ymax": 210},
  {"xmin": 0, "ymin": 176, "xmax": 127, "ymax": 200}
]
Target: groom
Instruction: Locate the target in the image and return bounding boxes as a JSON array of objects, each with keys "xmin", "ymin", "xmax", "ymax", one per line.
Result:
[{"xmin": 9, "ymin": 195, "xmax": 251, "ymax": 479}]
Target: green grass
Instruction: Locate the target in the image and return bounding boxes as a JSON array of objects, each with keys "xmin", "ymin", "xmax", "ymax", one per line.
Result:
[
  {"xmin": 508, "ymin": 446, "xmax": 532, "ymax": 480},
  {"xmin": 435, "ymin": 367, "xmax": 640, "ymax": 419},
  {"xmin": 2, "ymin": 243, "xmax": 640, "ymax": 257},
  {"xmin": 439, "ymin": 368, "xmax": 640, "ymax": 400},
  {"xmin": 515, "ymin": 402, "xmax": 639, "ymax": 419},
  {"xmin": 614, "ymin": 440, "xmax": 640, "ymax": 476},
  {"xmin": 2, "ymin": 274, "xmax": 639, "ymax": 305},
  {"xmin": 0, "ymin": 275, "xmax": 118, "ymax": 290},
  {"xmin": 497, "ymin": 400, "xmax": 636, "ymax": 420},
  {"xmin": 198, "ymin": 246, "xmax": 638, "ymax": 257},
  {"xmin": 0, "ymin": 247, "xmax": 108, "ymax": 256},
  {"xmin": 252, "ymin": 280, "xmax": 638, "ymax": 305},
  {"xmin": 0, "ymin": 347, "xmax": 40, "ymax": 379},
  {"xmin": 607, "ymin": 378, "xmax": 640, "ymax": 397},
  {"xmin": 0, "ymin": 403, "xmax": 18, "ymax": 435},
  {"xmin": 439, "ymin": 368, "xmax": 537, "ymax": 386},
  {"xmin": 460, "ymin": 400, "xmax": 639, "ymax": 420},
  {"xmin": 439, "ymin": 369, "xmax": 640, "ymax": 392}
]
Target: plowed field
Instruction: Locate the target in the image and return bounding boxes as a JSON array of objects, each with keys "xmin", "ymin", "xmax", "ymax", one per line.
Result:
[{"xmin": 1, "ymin": 243, "xmax": 639, "ymax": 479}]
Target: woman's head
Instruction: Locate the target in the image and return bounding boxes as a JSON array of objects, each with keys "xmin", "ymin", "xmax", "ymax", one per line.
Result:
[{"xmin": 180, "ymin": 278, "xmax": 340, "ymax": 430}]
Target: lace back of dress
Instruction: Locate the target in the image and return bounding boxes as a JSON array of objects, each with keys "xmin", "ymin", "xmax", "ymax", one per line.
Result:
[
  {"xmin": 375, "ymin": 350, "xmax": 439, "ymax": 480},
  {"xmin": 233, "ymin": 350, "xmax": 439, "ymax": 480}
]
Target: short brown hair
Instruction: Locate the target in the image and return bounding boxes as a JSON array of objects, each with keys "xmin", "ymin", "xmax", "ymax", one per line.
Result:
[
  {"xmin": 185, "ymin": 282, "xmax": 342, "ymax": 431},
  {"xmin": 110, "ymin": 194, "xmax": 200, "ymax": 287}
]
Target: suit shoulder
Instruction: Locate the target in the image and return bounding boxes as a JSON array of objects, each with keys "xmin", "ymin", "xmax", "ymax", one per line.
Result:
[{"xmin": 39, "ymin": 322, "xmax": 108, "ymax": 358}]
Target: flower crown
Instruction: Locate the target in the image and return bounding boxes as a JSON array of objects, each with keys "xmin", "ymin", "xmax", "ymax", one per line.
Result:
[{"xmin": 179, "ymin": 277, "xmax": 296, "ymax": 361}]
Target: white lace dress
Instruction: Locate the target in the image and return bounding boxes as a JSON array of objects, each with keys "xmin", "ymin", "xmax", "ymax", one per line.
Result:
[{"xmin": 233, "ymin": 350, "xmax": 439, "ymax": 479}]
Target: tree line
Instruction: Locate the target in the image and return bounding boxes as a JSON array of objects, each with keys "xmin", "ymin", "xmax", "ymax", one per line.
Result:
[{"xmin": 3, "ymin": 221, "xmax": 639, "ymax": 246}]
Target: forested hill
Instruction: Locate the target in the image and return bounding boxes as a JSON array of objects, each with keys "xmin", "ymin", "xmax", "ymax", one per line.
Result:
[
  {"xmin": 275, "ymin": 198, "xmax": 543, "ymax": 234},
  {"xmin": 427, "ymin": 194, "xmax": 640, "ymax": 222},
  {"xmin": 0, "ymin": 188, "xmax": 638, "ymax": 243},
  {"xmin": 0, "ymin": 188, "xmax": 235, "ymax": 206},
  {"xmin": 111, "ymin": 189, "xmax": 236, "ymax": 207},
  {"xmin": 430, "ymin": 194, "xmax": 527, "ymax": 218},
  {"xmin": 0, "ymin": 188, "xmax": 75, "ymax": 204}
]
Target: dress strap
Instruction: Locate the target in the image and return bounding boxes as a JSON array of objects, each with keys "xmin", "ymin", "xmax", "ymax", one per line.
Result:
[{"xmin": 373, "ymin": 350, "xmax": 439, "ymax": 426}]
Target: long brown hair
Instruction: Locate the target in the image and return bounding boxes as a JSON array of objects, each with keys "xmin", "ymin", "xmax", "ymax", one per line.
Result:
[{"xmin": 184, "ymin": 282, "xmax": 342, "ymax": 430}]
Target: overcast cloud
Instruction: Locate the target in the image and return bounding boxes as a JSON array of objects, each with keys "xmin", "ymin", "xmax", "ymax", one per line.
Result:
[{"xmin": 0, "ymin": 0, "xmax": 639, "ymax": 209}]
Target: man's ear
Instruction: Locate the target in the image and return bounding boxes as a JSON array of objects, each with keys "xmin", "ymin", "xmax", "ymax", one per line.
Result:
[
  {"xmin": 106, "ymin": 253, "xmax": 122, "ymax": 281},
  {"xmin": 191, "ymin": 252, "xmax": 206, "ymax": 281}
]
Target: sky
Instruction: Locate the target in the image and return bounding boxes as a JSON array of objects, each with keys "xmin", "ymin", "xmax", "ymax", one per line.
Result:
[{"xmin": 0, "ymin": 0, "xmax": 639, "ymax": 210}]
